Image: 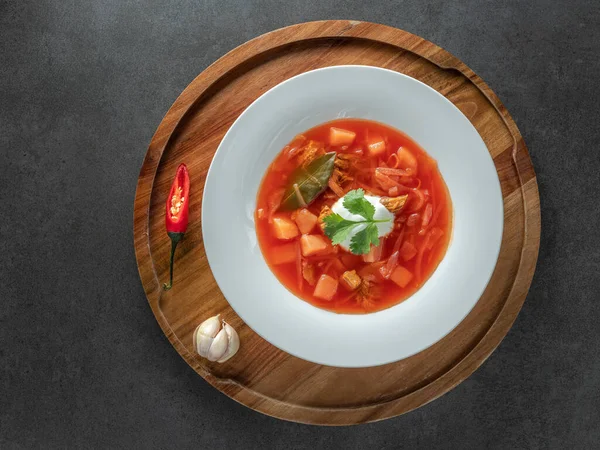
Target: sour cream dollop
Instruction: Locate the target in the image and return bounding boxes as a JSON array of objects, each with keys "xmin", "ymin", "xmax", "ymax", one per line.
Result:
[{"xmin": 330, "ymin": 195, "xmax": 394, "ymax": 252}]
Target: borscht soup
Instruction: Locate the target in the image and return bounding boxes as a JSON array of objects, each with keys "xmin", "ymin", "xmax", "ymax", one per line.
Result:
[{"xmin": 255, "ymin": 119, "xmax": 452, "ymax": 314}]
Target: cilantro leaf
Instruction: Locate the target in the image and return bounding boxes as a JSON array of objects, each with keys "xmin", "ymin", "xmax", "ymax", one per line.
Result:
[
  {"xmin": 323, "ymin": 213, "xmax": 359, "ymax": 245},
  {"xmin": 343, "ymin": 188, "xmax": 375, "ymax": 220}
]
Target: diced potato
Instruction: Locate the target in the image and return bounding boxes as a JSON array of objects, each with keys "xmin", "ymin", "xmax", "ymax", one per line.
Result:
[
  {"xmin": 390, "ymin": 265, "xmax": 413, "ymax": 288},
  {"xmin": 397, "ymin": 146, "xmax": 418, "ymax": 175},
  {"xmin": 300, "ymin": 234, "xmax": 329, "ymax": 256},
  {"xmin": 366, "ymin": 134, "xmax": 386, "ymax": 156},
  {"xmin": 329, "ymin": 127, "xmax": 356, "ymax": 146},
  {"xmin": 272, "ymin": 216, "xmax": 299, "ymax": 240},
  {"xmin": 340, "ymin": 270, "xmax": 361, "ymax": 291},
  {"xmin": 293, "ymin": 208, "xmax": 318, "ymax": 234},
  {"xmin": 314, "ymin": 274, "xmax": 338, "ymax": 301},
  {"xmin": 363, "ymin": 242, "xmax": 384, "ymax": 263},
  {"xmin": 399, "ymin": 241, "xmax": 417, "ymax": 261},
  {"xmin": 271, "ymin": 243, "xmax": 297, "ymax": 265}
]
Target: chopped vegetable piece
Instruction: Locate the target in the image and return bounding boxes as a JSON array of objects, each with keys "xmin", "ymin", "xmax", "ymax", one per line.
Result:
[
  {"xmin": 293, "ymin": 208, "xmax": 318, "ymax": 234},
  {"xmin": 358, "ymin": 261, "xmax": 386, "ymax": 280},
  {"xmin": 284, "ymin": 135, "xmax": 307, "ymax": 159},
  {"xmin": 271, "ymin": 242, "xmax": 297, "ymax": 265},
  {"xmin": 376, "ymin": 167, "xmax": 411, "ymax": 177},
  {"xmin": 406, "ymin": 213, "xmax": 420, "ymax": 227},
  {"xmin": 272, "ymin": 216, "xmax": 299, "ymax": 240},
  {"xmin": 329, "ymin": 127, "xmax": 356, "ymax": 146},
  {"xmin": 257, "ymin": 208, "xmax": 266, "ymax": 220},
  {"xmin": 427, "ymin": 227, "xmax": 445, "ymax": 250},
  {"xmin": 340, "ymin": 270, "xmax": 361, "ymax": 291},
  {"xmin": 366, "ymin": 134, "xmax": 386, "ymax": 156},
  {"xmin": 328, "ymin": 178, "xmax": 345, "ymax": 197},
  {"xmin": 390, "ymin": 265, "xmax": 413, "ymax": 288},
  {"xmin": 415, "ymin": 231, "xmax": 432, "ymax": 280},
  {"xmin": 388, "ymin": 186, "xmax": 399, "ymax": 196},
  {"xmin": 267, "ymin": 188, "xmax": 285, "ymax": 223},
  {"xmin": 397, "ymin": 147, "xmax": 418, "ymax": 174},
  {"xmin": 387, "ymin": 153, "xmax": 400, "ymax": 169},
  {"xmin": 300, "ymin": 234, "xmax": 329, "ymax": 256},
  {"xmin": 374, "ymin": 170, "xmax": 397, "ymax": 191},
  {"xmin": 314, "ymin": 274, "xmax": 338, "ymax": 301},
  {"xmin": 399, "ymin": 241, "xmax": 417, "ymax": 261},
  {"xmin": 408, "ymin": 188, "xmax": 427, "ymax": 212},
  {"xmin": 302, "ymin": 261, "xmax": 317, "ymax": 286},
  {"xmin": 421, "ymin": 203, "xmax": 433, "ymax": 228},
  {"xmin": 380, "ymin": 195, "xmax": 409, "ymax": 213},
  {"xmin": 363, "ymin": 240, "xmax": 384, "ymax": 263},
  {"xmin": 380, "ymin": 251, "xmax": 400, "ymax": 279},
  {"xmin": 392, "ymin": 226, "xmax": 406, "ymax": 254}
]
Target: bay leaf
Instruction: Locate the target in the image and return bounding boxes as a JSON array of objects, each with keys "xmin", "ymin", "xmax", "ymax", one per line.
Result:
[{"xmin": 278, "ymin": 152, "xmax": 336, "ymax": 211}]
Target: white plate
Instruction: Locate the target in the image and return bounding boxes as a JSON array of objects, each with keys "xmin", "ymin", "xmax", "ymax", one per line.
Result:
[{"xmin": 202, "ymin": 66, "xmax": 503, "ymax": 368}]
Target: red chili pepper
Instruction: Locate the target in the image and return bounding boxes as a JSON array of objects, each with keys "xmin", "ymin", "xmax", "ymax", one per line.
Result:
[{"xmin": 163, "ymin": 163, "xmax": 190, "ymax": 290}]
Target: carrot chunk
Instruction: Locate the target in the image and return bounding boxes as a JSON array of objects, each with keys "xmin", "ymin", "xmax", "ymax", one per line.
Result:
[
  {"xmin": 271, "ymin": 242, "xmax": 297, "ymax": 265},
  {"xmin": 329, "ymin": 127, "xmax": 356, "ymax": 146},
  {"xmin": 314, "ymin": 274, "xmax": 338, "ymax": 301},
  {"xmin": 272, "ymin": 216, "xmax": 299, "ymax": 240},
  {"xmin": 300, "ymin": 234, "xmax": 329, "ymax": 257},
  {"xmin": 390, "ymin": 265, "xmax": 413, "ymax": 288},
  {"xmin": 293, "ymin": 208, "xmax": 318, "ymax": 234}
]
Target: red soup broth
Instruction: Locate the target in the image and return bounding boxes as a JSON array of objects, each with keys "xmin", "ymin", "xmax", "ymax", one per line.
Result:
[{"xmin": 255, "ymin": 119, "xmax": 452, "ymax": 314}]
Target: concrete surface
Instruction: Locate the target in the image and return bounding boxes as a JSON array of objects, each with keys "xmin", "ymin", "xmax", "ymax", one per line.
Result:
[{"xmin": 1, "ymin": 0, "xmax": 599, "ymax": 448}]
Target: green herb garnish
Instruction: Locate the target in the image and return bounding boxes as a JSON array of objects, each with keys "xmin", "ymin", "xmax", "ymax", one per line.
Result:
[{"xmin": 323, "ymin": 189, "xmax": 391, "ymax": 255}]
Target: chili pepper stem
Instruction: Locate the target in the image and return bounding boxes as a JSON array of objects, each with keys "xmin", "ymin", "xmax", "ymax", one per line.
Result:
[{"xmin": 163, "ymin": 232, "xmax": 184, "ymax": 291}]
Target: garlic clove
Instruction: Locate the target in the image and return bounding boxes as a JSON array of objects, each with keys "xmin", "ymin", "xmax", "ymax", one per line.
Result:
[
  {"xmin": 194, "ymin": 314, "xmax": 221, "ymax": 357},
  {"xmin": 207, "ymin": 328, "xmax": 229, "ymax": 362},
  {"xmin": 195, "ymin": 333, "xmax": 214, "ymax": 358},
  {"xmin": 217, "ymin": 321, "xmax": 240, "ymax": 363},
  {"xmin": 196, "ymin": 314, "xmax": 221, "ymax": 338}
]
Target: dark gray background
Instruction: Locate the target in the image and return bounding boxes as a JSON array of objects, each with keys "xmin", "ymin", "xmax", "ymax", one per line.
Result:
[{"xmin": 1, "ymin": 0, "xmax": 599, "ymax": 448}]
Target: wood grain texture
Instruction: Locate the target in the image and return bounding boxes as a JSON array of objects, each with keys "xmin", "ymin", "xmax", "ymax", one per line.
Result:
[{"xmin": 133, "ymin": 20, "xmax": 540, "ymax": 425}]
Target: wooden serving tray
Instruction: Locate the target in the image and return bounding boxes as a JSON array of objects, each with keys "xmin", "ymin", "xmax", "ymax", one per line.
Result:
[{"xmin": 133, "ymin": 20, "xmax": 540, "ymax": 425}]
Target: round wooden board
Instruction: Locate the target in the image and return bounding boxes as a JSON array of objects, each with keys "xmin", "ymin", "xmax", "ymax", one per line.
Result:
[{"xmin": 133, "ymin": 20, "xmax": 540, "ymax": 425}]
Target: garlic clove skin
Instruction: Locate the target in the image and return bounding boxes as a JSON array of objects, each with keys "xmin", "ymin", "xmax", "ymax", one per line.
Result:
[
  {"xmin": 207, "ymin": 328, "xmax": 229, "ymax": 362},
  {"xmin": 194, "ymin": 314, "xmax": 221, "ymax": 357},
  {"xmin": 217, "ymin": 321, "xmax": 240, "ymax": 363}
]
